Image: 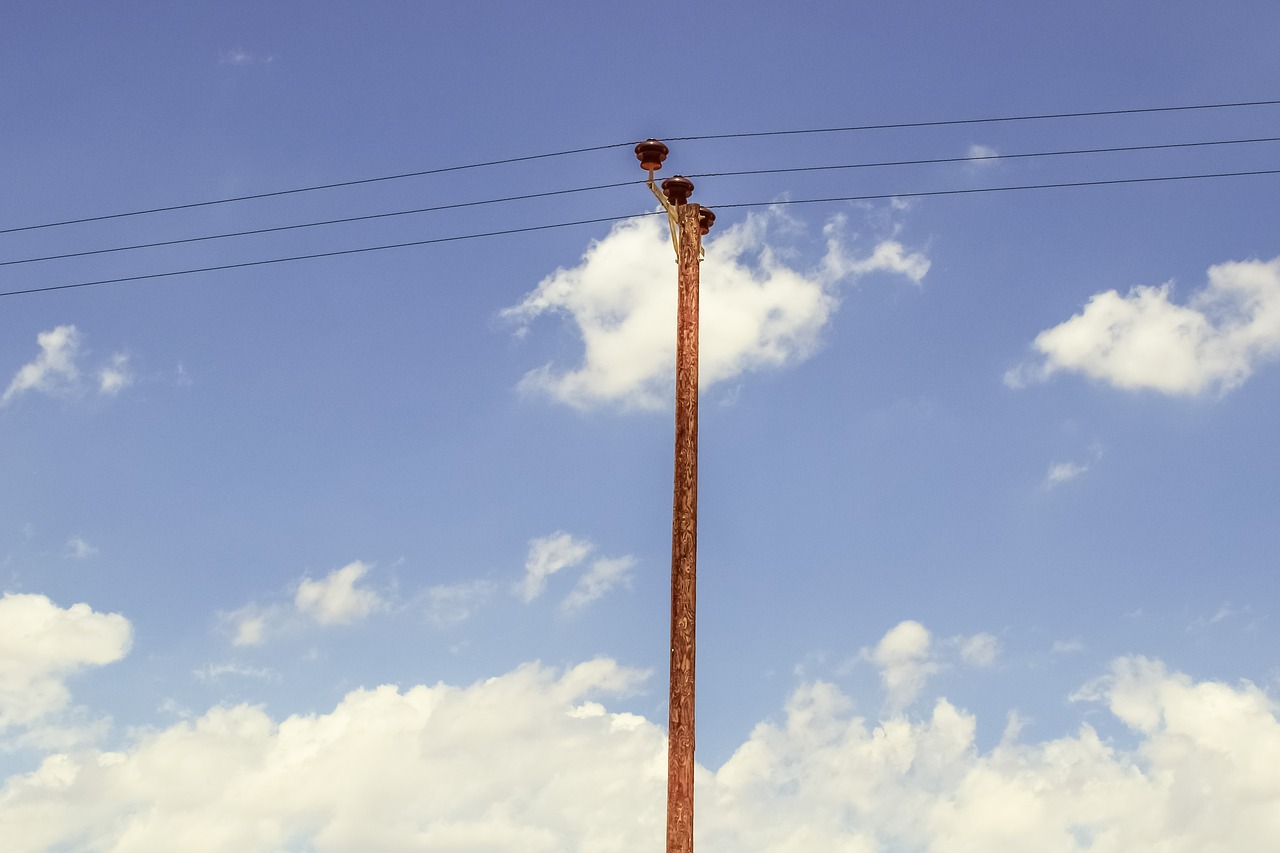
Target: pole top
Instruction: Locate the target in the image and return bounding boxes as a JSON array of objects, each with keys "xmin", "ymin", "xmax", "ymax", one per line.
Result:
[
  {"xmin": 635, "ymin": 139, "xmax": 669, "ymax": 172},
  {"xmin": 661, "ymin": 175, "xmax": 695, "ymax": 205}
]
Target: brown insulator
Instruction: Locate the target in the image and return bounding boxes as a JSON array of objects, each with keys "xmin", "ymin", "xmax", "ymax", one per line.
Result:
[{"xmin": 661, "ymin": 175, "xmax": 695, "ymax": 205}]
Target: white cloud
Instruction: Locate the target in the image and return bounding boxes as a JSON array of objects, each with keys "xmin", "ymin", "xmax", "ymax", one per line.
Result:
[
  {"xmin": 5, "ymin": 649, "xmax": 1280, "ymax": 851},
  {"xmin": 518, "ymin": 532, "xmax": 592, "ymax": 603},
  {"xmin": 0, "ymin": 593, "xmax": 131, "ymax": 730},
  {"xmin": 0, "ymin": 659, "xmax": 656, "ymax": 852},
  {"xmin": 220, "ymin": 604, "xmax": 278, "ymax": 647},
  {"xmin": 295, "ymin": 561, "xmax": 385, "ymax": 626},
  {"xmin": 864, "ymin": 620, "xmax": 939, "ymax": 710},
  {"xmin": 223, "ymin": 562, "xmax": 385, "ymax": 645},
  {"xmin": 98, "ymin": 353, "xmax": 132, "ymax": 396},
  {"xmin": 3, "ymin": 326, "xmax": 137, "ymax": 405},
  {"xmin": 562, "ymin": 556, "xmax": 636, "ymax": 613},
  {"xmin": 63, "ymin": 537, "xmax": 98, "ymax": 560},
  {"xmin": 2, "ymin": 325, "xmax": 80, "ymax": 405},
  {"xmin": 503, "ymin": 210, "xmax": 928, "ymax": 410},
  {"xmin": 1007, "ymin": 257, "xmax": 1280, "ymax": 395}
]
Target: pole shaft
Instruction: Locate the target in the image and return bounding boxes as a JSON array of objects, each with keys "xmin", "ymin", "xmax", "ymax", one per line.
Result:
[{"xmin": 666, "ymin": 202, "xmax": 701, "ymax": 853}]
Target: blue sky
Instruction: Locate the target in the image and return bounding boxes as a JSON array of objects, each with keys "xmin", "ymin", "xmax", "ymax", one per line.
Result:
[{"xmin": 2, "ymin": 2, "xmax": 1280, "ymax": 850}]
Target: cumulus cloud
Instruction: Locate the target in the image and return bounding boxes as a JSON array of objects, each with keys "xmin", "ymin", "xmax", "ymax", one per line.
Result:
[
  {"xmin": 2, "ymin": 325, "xmax": 80, "ymax": 405},
  {"xmin": 1007, "ymin": 257, "xmax": 1280, "ymax": 395},
  {"xmin": 0, "ymin": 593, "xmax": 131, "ymax": 730},
  {"xmin": 864, "ymin": 620, "xmax": 940, "ymax": 710},
  {"xmin": 503, "ymin": 210, "xmax": 928, "ymax": 409},
  {"xmin": 0, "ymin": 659, "xmax": 656, "ymax": 852},
  {"xmin": 4, "ymin": 648, "xmax": 1280, "ymax": 851},
  {"xmin": 294, "ymin": 561, "xmax": 385, "ymax": 626}
]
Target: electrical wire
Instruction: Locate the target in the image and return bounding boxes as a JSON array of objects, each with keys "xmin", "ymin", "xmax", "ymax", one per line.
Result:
[
  {"xmin": 3, "ymin": 97, "xmax": 1276, "ymax": 237},
  {"xmin": 0, "ymin": 142, "xmax": 635, "ymax": 236},
  {"xmin": 715, "ymin": 168, "xmax": 1280, "ymax": 211},
  {"xmin": 690, "ymin": 135, "xmax": 1280, "ymax": 180},
  {"xmin": 667, "ymin": 98, "xmax": 1280, "ymax": 143},
  {"xmin": 6, "ymin": 135, "xmax": 1276, "ymax": 269},
  {"xmin": 0, "ymin": 180, "xmax": 640, "ymax": 267},
  {"xmin": 0, "ymin": 213, "xmax": 660, "ymax": 298},
  {"xmin": 4, "ymin": 167, "xmax": 1276, "ymax": 300}
]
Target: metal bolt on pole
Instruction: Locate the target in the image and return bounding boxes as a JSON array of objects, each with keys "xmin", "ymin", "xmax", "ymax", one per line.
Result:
[{"xmin": 635, "ymin": 140, "xmax": 715, "ymax": 853}]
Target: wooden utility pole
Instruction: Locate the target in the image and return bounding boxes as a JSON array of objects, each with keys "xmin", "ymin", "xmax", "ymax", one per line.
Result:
[
  {"xmin": 635, "ymin": 140, "xmax": 715, "ymax": 853},
  {"xmin": 667, "ymin": 197, "xmax": 700, "ymax": 853}
]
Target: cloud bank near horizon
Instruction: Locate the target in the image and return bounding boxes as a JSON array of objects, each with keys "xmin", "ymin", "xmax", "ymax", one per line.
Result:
[{"xmin": 3, "ymin": 606, "xmax": 1278, "ymax": 851}]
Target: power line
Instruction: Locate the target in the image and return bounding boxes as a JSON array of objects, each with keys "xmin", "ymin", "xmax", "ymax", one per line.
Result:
[
  {"xmin": 0, "ymin": 180, "xmax": 641, "ymax": 267},
  {"xmin": 0, "ymin": 142, "xmax": 635, "ymax": 236},
  {"xmin": 4, "ymin": 168, "xmax": 1276, "ymax": 300},
  {"xmin": 3, "ymin": 97, "xmax": 1276, "ymax": 237},
  {"xmin": 668, "ymin": 98, "xmax": 1280, "ymax": 143},
  {"xmin": 715, "ymin": 168, "xmax": 1280, "ymax": 211},
  {"xmin": 692, "ymin": 135, "xmax": 1280, "ymax": 180},
  {"xmin": 6, "ymin": 135, "xmax": 1276, "ymax": 269},
  {"xmin": 0, "ymin": 213, "xmax": 659, "ymax": 298}
]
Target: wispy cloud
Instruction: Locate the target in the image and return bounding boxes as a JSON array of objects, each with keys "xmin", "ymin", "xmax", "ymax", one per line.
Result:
[
  {"xmin": 63, "ymin": 537, "xmax": 98, "ymax": 560},
  {"xmin": 957, "ymin": 632, "xmax": 1000, "ymax": 667},
  {"xmin": 518, "ymin": 532, "xmax": 592, "ymax": 603},
  {"xmin": 98, "ymin": 354, "xmax": 132, "ymax": 396},
  {"xmin": 1187, "ymin": 602, "xmax": 1249, "ymax": 633},
  {"xmin": 562, "ymin": 555, "xmax": 635, "ymax": 613},
  {"xmin": 218, "ymin": 48, "xmax": 273, "ymax": 66},
  {"xmin": 424, "ymin": 580, "xmax": 494, "ymax": 629},
  {"xmin": 964, "ymin": 143, "xmax": 1000, "ymax": 173},
  {"xmin": 192, "ymin": 662, "xmax": 278, "ymax": 682},
  {"xmin": 1044, "ymin": 446, "xmax": 1102, "ymax": 489},
  {"xmin": 221, "ymin": 603, "xmax": 279, "ymax": 648},
  {"xmin": 517, "ymin": 532, "xmax": 635, "ymax": 612},
  {"xmin": 1007, "ymin": 257, "xmax": 1280, "ymax": 395}
]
